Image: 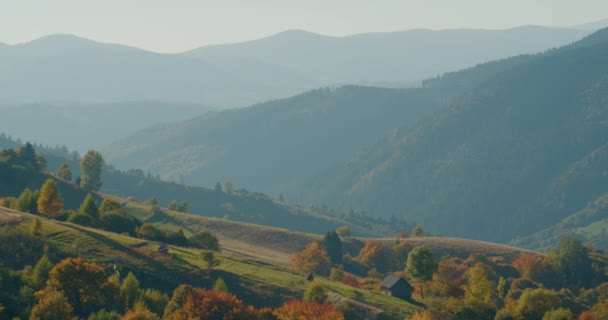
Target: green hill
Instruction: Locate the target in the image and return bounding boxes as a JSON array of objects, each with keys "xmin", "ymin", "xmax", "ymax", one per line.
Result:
[
  {"xmin": 299, "ymin": 27, "xmax": 608, "ymax": 245},
  {"xmin": 0, "ymin": 138, "xmax": 408, "ymax": 237}
]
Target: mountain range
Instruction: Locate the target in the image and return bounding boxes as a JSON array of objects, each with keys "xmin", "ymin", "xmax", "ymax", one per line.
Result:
[
  {"xmin": 0, "ymin": 26, "xmax": 596, "ymax": 108},
  {"xmin": 105, "ymin": 27, "xmax": 608, "ymax": 249}
]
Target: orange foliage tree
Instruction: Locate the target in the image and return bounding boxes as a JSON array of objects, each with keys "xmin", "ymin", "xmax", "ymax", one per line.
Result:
[
  {"xmin": 164, "ymin": 288, "xmax": 262, "ymax": 320},
  {"xmin": 46, "ymin": 257, "xmax": 109, "ymax": 317},
  {"xmin": 291, "ymin": 241, "xmax": 332, "ymax": 276},
  {"xmin": 357, "ymin": 241, "xmax": 391, "ymax": 273},
  {"xmin": 274, "ymin": 300, "xmax": 345, "ymax": 320}
]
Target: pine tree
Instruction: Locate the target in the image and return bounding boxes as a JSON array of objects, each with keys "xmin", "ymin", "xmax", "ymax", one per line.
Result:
[{"xmin": 37, "ymin": 179, "xmax": 63, "ymax": 219}]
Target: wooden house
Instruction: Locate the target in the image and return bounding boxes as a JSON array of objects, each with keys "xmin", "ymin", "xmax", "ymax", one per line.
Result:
[{"xmin": 380, "ymin": 275, "xmax": 412, "ymax": 300}]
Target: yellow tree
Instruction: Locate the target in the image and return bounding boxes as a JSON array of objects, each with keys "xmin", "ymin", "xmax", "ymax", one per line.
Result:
[
  {"xmin": 30, "ymin": 288, "xmax": 74, "ymax": 320},
  {"xmin": 37, "ymin": 179, "xmax": 63, "ymax": 219},
  {"xmin": 291, "ymin": 241, "xmax": 332, "ymax": 276},
  {"xmin": 463, "ymin": 264, "xmax": 496, "ymax": 303}
]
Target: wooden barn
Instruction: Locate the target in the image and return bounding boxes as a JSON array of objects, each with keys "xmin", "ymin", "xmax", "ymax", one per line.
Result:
[{"xmin": 380, "ymin": 275, "xmax": 413, "ymax": 300}]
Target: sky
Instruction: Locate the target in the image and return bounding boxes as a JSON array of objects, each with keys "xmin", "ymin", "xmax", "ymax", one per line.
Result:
[{"xmin": 1, "ymin": 0, "xmax": 607, "ymax": 53}]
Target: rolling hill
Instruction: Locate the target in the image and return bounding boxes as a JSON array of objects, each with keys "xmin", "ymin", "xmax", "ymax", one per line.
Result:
[{"xmin": 299, "ymin": 27, "xmax": 608, "ymax": 245}]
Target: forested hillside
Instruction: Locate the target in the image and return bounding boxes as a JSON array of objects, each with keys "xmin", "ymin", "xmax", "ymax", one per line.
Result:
[
  {"xmin": 0, "ymin": 137, "xmax": 411, "ymax": 237},
  {"xmin": 104, "ymin": 86, "xmax": 454, "ymax": 195},
  {"xmin": 300, "ymin": 28, "xmax": 608, "ymax": 244}
]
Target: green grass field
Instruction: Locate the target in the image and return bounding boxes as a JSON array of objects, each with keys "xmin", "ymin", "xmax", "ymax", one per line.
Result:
[{"xmin": 1, "ymin": 207, "xmax": 421, "ymax": 319}]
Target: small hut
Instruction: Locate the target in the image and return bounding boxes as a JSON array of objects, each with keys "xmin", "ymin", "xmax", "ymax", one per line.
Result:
[
  {"xmin": 306, "ymin": 272, "xmax": 314, "ymax": 281},
  {"xmin": 158, "ymin": 244, "xmax": 170, "ymax": 255},
  {"xmin": 380, "ymin": 275, "xmax": 412, "ymax": 300}
]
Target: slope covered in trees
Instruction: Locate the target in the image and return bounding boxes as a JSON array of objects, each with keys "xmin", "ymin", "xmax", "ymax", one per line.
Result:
[
  {"xmin": 104, "ymin": 85, "xmax": 454, "ymax": 195},
  {"xmin": 0, "ymin": 139, "xmax": 409, "ymax": 237},
  {"xmin": 299, "ymin": 27, "xmax": 608, "ymax": 244}
]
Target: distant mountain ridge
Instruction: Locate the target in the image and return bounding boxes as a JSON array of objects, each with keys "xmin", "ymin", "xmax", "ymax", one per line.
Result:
[
  {"xmin": 0, "ymin": 26, "xmax": 595, "ymax": 108},
  {"xmin": 299, "ymin": 27, "xmax": 608, "ymax": 244}
]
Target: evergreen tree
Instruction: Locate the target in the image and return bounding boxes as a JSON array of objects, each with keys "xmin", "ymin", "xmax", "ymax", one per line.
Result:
[
  {"xmin": 322, "ymin": 231, "xmax": 343, "ymax": 264},
  {"xmin": 17, "ymin": 142, "xmax": 37, "ymax": 170},
  {"xmin": 80, "ymin": 150, "xmax": 104, "ymax": 191},
  {"xmin": 78, "ymin": 194, "xmax": 99, "ymax": 219},
  {"xmin": 213, "ymin": 277, "xmax": 229, "ymax": 293},
  {"xmin": 37, "ymin": 179, "xmax": 63, "ymax": 219}
]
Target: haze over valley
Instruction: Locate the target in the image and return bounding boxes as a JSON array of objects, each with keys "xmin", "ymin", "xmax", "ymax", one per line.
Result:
[{"xmin": 2, "ymin": 3, "xmax": 608, "ymax": 319}]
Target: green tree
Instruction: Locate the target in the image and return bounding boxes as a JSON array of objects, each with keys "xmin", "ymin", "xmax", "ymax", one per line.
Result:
[
  {"xmin": 167, "ymin": 200, "xmax": 178, "ymax": 211},
  {"xmin": 406, "ymin": 246, "xmax": 437, "ymax": 298},
  {"xmin": 57, "ymin": 163, "xmax": 72, "ymax": 181},
  {"xmin": 515, "ymin": 288, "xmax": 561, "ymax": 320},
  {"xmin": 213, "ymin": 277, "xmax": 229, "ymax": 293},
  {"xmin": 120, "ymin": 272, "xmax": 140, "ymax": 310},
  {"xmin": 80, "ymin": 150, "xmax": 104, "ymax": 191},
  {"xmin": 304, "ymin": 281, "xmax": 328, "ymax": 303},
  {"xmin": 31, "ymin": 218, "xmax": 42, "ymax": 236},
  {"xmin": 189, "ymin": 231, "xmax": 220, "ymax": 251},
  {"xmin": 147, "ymin": 197, "xmax": 158, "ymax": 206},
  {"xmin": 202, "ymin": 251, "xmax": 220, "ymax": 271},
  {"xmin": 329, "ymin": 265, "xmax": 345, "ymax": 281},
  {"xmin": 32, "ymin": 255, "xmax": 53, "ymax": 289},
  {"xmin": 214, "ymin": 182, "xmax": 222, "ymax": 193},
  {"xmin": 79, "ymin": 194, "xmax": 99, "ymax": 219},
  {"xmin": 549, "ymin": 237, "xmax": 594, "ymax": 288},
  {"xmin": 412, "ymin": 225, "xmax": 424, "ymax": 237},
  {"xmin": 99, "ymin": 198, "xmax": 124, "ymax": 215},
  {"xmin": 37, "ymin": 179, "xmax": 63, "ymax": 219},
  {"xmin": 18, "ymin": 142, "xmax": 38, "ymax": 170},
  {"xmin": 542, "ymin": 308, "xmax": 574, "ymax": 320},
  {"xmin": 177, "ymin": 201, "xmax": 188, "ymax": 213},
  {"xmin": 15, "ymin": 188, "xmax": 39, "ymax": 213},
  {"xmin": 322, "ymin": 231, "xmax": 343, "ymax": 264}
]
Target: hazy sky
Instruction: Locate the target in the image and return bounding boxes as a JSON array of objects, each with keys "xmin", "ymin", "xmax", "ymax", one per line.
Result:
[{"xmin": 1, "ymin": 0, "xmax": 607, "ymax": 52}]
